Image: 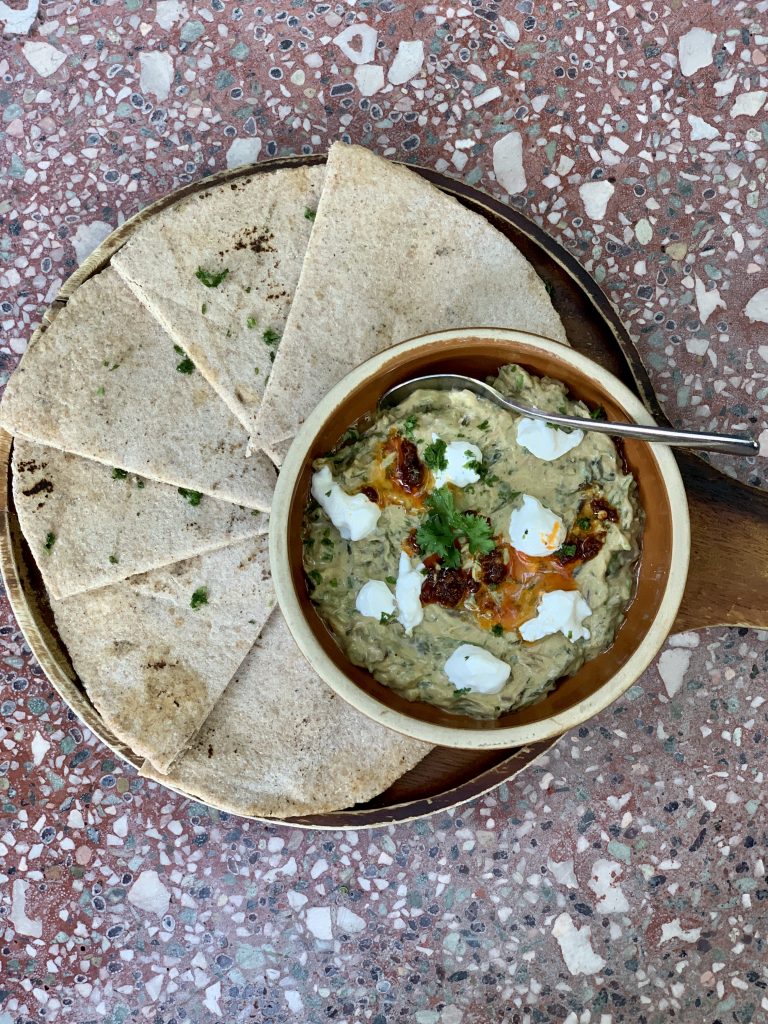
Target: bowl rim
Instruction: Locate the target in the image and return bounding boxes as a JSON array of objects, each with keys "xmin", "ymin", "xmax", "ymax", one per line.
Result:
[{"xmin": 269, "ymin": 327, "xmax": 691, "ymax": 749}]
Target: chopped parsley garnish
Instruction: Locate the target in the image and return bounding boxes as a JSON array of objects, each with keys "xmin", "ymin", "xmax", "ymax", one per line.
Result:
[
  {"xmin": 245, "ymin": 285, "xmax": 252, "ymax": 294},
  {"xmin": 477, "ymin": 419, "xmax": 490, "ymax": 431},
  {"xmin": 112, "ymin": 468, "xmax": 128, "ymax": 480},
  {"xmin": 195, "ymin": 267, "xmax": 229, "ymax": 288},
  {"xmin": 109, "ymin": 554, "xmax": 119, "ymax": 564},
  {"xmin": 415, "ymin": 486, "xmax": 496, "ymax": 568},
  {"xmin": 136, "ymin": 479, "xmax": 145, "ymax": 489},
  {"xmin": 453, "ymin": 686, "xmax": 472, "ymax": 696},
  {"xmin": 385, "ymin": 575, "xmax": 397, "ymax": 585},
  {"xmin": 403, "ymin": 415, "xmax": 418, "ymax": 439},
  {"xmin": 178, "ymin": 488, "xmax": 202, "ymax": 507},
  {"xmin": 262, "ymin": 327, "xmax": 281, "ymax": 346},
  {"xmin": 423, "ymin": 438, "xmax": 448, "ymax": 472},
  {"xmin": 44, "ymin": 532, "xmax": 56, "ymax": 553},
  {"xmin": 577, "ymin": 517, "xmax": 591, "ymax": 530},
  {"xmin": 491, "ymin": 624, "xmax": 504, "ymax": 637},
  {"xmin": 176, "ymin": 356, "xmax": 195, "ymax": 374},
  {"xmin": 96, "ymin": 386, "xmax": 105, "ymax": 396},
  {"xmin": 108, "ymin": 362, "xmax": 121, "ymax": 371},
  {"xmin": 308, "ymin": 569, "xmax": 322, "ymax": 585},
  {"xmin": 546, "ymin": 421, "xmax": 574, "ymax": 434},
  {"xmin": 380, "ymin": 611, "xmax": 397, "ymax": 624},
  {"xmin": 329, "ymin": 578, "xmax": 338, "ymax": 588},
  {"xmin": 201, "ymin": 302, "xmax": 208, "ymax": 315},
  {"xmin": 304, "ymin": 206, "xmax": 317, "ymax": 221},
  {"xmin": 174, "ymin": 344, "xmax": 185, "ymax": 355},
  {"xmin": 341, "ymin": 426, "xmax": 360, "ymax": 446},
  {"xmin": 254, "ymin": 366, "xmax": 260, "ymax": 374},
  {"xmin": 556, "ymin": 543, "xmax": 577, "ymax": 558},
  {"xmin": 590, "ymin": 405, "xmax": 607, "ymax": 421},
  {"xmin": 320, "ymin": 537, "xmax": 334, "ymax": 548},
  {"xmin": 190, "ymin": 586, "xmax": 209, "ymax": 610},
  {"xmin": 246, "ymin": 316, "xmax": 257, "ymax": 330},
  {"xmin": 544, "ymin": 280, "xmax": 555, "ymax": 297}
]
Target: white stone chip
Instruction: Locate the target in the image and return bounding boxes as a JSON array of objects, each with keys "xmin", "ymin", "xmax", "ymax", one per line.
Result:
[
  {"xmin": 579, "ymin": 180, "xmax": 614, "ymax": 221},
  {"xmin": 745, "ymin": 288, "xmax": 768, "ymax": 324},
  {"xmin": 22, "ymin": 41, "xmax": 67, "ymax": 78},
  {"xmin": 687, "ymin": 114, "xmax": 719, "ymax": 140},
  {"xmin": 388, "ymin": 40, "xmax": 424, "ymax": 84},
  {"xmin": 677, "ymin": 27, "xmax": 717, "ymax": 78},
  {"xmin": 127, "ymin": 870, "xmax": 171, "ymax": 918},
  {"xmin": 493, "ymin": 131, "xmax": 527, "ymax": 195},
  {"xmin": 0, "ymin": 0, "xmax": 39, "ymax": 34},
  {"xmin": 658, "ymin": 647, "xmax": 691, "ymax": 698},
  {"xmin": 226, "ymin": 137, "xmax": 262, "ymax": 169},
  {"xmin": 354, "ymin": 64, "xmax": 385, "ymax": 96},
  {"xmin": 334, "ymin": 24, "xmax": 378, "ymax": 65},
  {"xmin": 552, "ymin": 913, "xmax": 606, "ymax": 975},
  {"xmin": 139, "ymin": 51, "xmax": 174, "ymax": 102},
  {"xmin": 694, "ymin": 275, "xmax": 725, "ymax": 325},
  {"xmin": 731, "ymin": 90, "xmax": 767, "ymax": 117}
]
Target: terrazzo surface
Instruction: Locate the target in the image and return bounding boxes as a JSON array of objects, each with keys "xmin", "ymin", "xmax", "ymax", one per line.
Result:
[{"xmin": 1, "ymin": 0, "xmax": 768, "ymax": 1020}]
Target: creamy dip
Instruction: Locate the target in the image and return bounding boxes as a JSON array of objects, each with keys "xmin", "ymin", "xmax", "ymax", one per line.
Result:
[{"xmin": 302, "ymin": 363, "xmax": 643, "ymax": 718}]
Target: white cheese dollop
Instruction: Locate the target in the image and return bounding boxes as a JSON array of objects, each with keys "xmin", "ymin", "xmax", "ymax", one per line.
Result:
[
  {"xmin": 519, "ymin": 589, "xmax": 593, "ymax": 643},
  {"xmin": 395, "ymin": 551, "xmax": 425, "ymax": 635},
  {"xmin": 355, "ymin": 580, "xmax": 396, "ymax": 620},
  {"xmin": 508, "ymin": 494, "xmax": 566, "ymax": 557},
  {"xmin": 516, "ymin": 417, "xmax": 584, "ymax": 461},
  {"xmin": 431, "ymin": 433, "xmax": 483, "ymax": 489},
  {"xmin": 311, "ymin": 465, "xmax": 381, "ymax": 541},
  {"xmin": 444, "ymin": 643, "xmax": 511, "ymax": 695}
]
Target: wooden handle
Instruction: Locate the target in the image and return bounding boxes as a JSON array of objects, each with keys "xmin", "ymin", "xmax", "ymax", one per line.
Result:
[{"xmin": 674, "ymin": 451, "xmax": 768, "ymax": 632}]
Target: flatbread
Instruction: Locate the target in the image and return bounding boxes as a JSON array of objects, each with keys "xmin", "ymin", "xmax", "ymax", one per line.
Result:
[
  {"xmin": 112, "ymin": 165, "xmax": 325, "ymax": 434},
  {"xmin": 13, "ymin": 439, "xmax": 267, "ymax": 600},
  {"xmin": 51, "ymin": 537, "xmax": 276, "ymax": 772},
  {"xmin": 141, "ymin": 608, "xmax": 432, "ymax": 818},
  {"xmin": 251, "ymin": 142, "xmax": 568, "ymax": 456},
  {"xmin": 0, "ymin": 267, "xmax": 275, "ymax": 510}
]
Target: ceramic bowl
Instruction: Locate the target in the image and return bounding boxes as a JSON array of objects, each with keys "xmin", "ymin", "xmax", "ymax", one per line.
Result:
[{"xmin": 269, "ymin": 328, "xmax": 690, "ymax": 749}]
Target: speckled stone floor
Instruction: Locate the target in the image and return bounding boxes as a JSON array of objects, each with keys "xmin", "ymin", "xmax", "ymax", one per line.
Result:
[{"xmin": 1, "ymin": 1, "xmax": 767, "ymax": 1021}]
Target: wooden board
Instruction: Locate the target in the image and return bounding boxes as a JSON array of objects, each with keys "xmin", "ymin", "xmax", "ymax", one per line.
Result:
[{"xmin": 1, "ymin": 155, "xmax": 765, "ymax": 831}]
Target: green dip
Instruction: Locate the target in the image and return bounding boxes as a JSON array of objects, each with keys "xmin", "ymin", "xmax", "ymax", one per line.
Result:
[{"xmin": 302, "ymin": 363, "xmax": 643, "ymax": 718}]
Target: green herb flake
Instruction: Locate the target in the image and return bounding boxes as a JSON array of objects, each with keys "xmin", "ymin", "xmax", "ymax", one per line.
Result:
[
  {"xmin": 453, "ymin": 686, "xmax": 472, "ymax": 696},
  {"xmin": 254, "ymin": 367, "xmax": 260, "ymax": 375},
  {"xmin": 544, "ymin": 280, "xmax": 555, "ymax": 298},
  {"xmin": 385, "ymin": 575, "xmax": 397, "ymax": 585},
  {"xmin": 577, "ymin": 517, "xmax": 591, "ymax": 530},
  {"xmin": 201, "ymin": 302, "xmax": 208, "ymax": 315},
  {"xmin": 178, "ymin": 487, "xmax": 202, "ymax": 507},
  {"xmin": 173, "ymin": 344, "xmax": 185, "ymax": 355},
  {"xmin": 304, "ymin": 206, "xmax": 317, "ymax": 221},
  {"xmin": 556, "ymin": 543, "xmax": 577, "ymax": 558},
  {"xmin": 246, "ymin": 316, "xmax": 258, "ymax": 330},
  {"xmin": 108, "ymin": 362, "xmax": 121, "ymax": 372},
  {"xmin": 320, "ymin": 537, "xmax": 334, "ymax": 548},
  {"xmin": 403, "ymin": 414, "xmax": 418, "ymax": 439},
  {"xmin": 308, "ymin": 569, "xmax": 322, "ymax": 585},
  {"xmin": 136, "ymin": 479, "xmax": 145, "ymax": 490},
  {"xmin": 262, "ymin": 327, "xmax": 281, "ymax": 346},
  {"xmin": 244, "ymin": 285, "xmax": 252, "ymax": 294},
  {"xmin": 590, "ymin": 405, "xmax": 607, "ymax": 421},
  {"xmin": 195, "ymin": 267, "xmax": 229, "ymax": 288},
  {"xmin": 423, "ymin": 438, "xmax": 448, "ymax": 472},
  {"xmin": 176, "ymin": 356, "xmax": 195, "ymax": 374},
  {"xmin": 329, "ymin": 578, "xmax": 339, "ymax": 587},
  {"xmin": 96, "ymin": 386, "xmax": 105, "ymax": 396},
  {"xmin": 491, "ymin": 624, "xmax": 504, "ymax": 637},
  {"xmin": 44, "ymin": 532, "xmax": 56, "ymax": 553},
  {"xmin": 109, "ymin": 554, "xmax": 119, "ymax": 564},
  {"xmin": 112, "ymin": 468, "xmax": 128, "ymax": 480},
  {"xmin": 190, "ymin": 586, "xmax": 209, "ymax": 610},
  {"xmin": 477, "ymin": 419, "xmax": 490, "ymax": 431},
  {"xmin": 380, "ymin": 611, "xmax": 398, "ymax": 624}
]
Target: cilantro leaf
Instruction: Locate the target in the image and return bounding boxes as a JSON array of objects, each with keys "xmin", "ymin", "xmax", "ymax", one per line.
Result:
[
  {"xmin": 453, "ymin": 686, "xmax": 472, "ymax": 696},
  {"xmin": 112, "ymin": 468, "xmax": 128, "ymax": 480},
  {"xmin": 44, "ymin": 531, "xmax": 56, "ymax": 553},
  {"xmin": 491, "ymin": 624, "xmax": 504, "ymax": 636},
  {"xmin": 461, "ymin": 512, "xmax": 496, "ymax": 556},
  {"xmin": 263, "ymin": 327, "xmax": 281, "ymax": 346},
  {"xmin": 190, "ymin": 586, "xmax": 209, "ymax": 609},
  {"xmin": 590, "ymin": 405, "xmax": 606, "ymax": 421},
  {"xmin": 403, "ymin": 414, "xmax": 418, "ymax": 439},
  {"xmin": 415, "ymin": 486, "xmax": 496, "ymax": 567},
  {"xmin": 304, "ymin": 206, "xmax": 316, "ymax": 221},
  {"xmin": 380, "ymin": 611, "xmax": 398, "ymax": 624},
  {"xmin": 195, "ymin": 267, "xmax": 229, "ymax": 288},
  {"xmin": 556, "ymin": 543, "xmax": 577, "ymax": 558},
  {"xmin": 423, "ymin": 438, "xmax": 448, "ymax": 472}
]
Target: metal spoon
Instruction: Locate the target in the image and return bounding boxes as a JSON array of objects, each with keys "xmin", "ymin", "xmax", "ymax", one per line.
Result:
[{"xmin": 380, "ymin": 374, "xmax": 758, "ymax": 457}]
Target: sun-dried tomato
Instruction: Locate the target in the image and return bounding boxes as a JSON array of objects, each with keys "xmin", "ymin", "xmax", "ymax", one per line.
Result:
[
  {"xmin": 420, "ymin": 567, "xmax": 479, "ymax": 608},
  {"xmin": 479, "ymin": 547, "xmax": 506, "ymax": 585},
  {"xmin": 359, "ymin": 485, "xmax": 379, "ymax": 503},
  {"xmin": 393, "ymin": 437, "xmax": 425, "ymax": 493}
]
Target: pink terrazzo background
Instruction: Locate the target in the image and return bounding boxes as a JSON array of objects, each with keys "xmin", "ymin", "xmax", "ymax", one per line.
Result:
[{"xmin": 1, "ymin": 1, "xmax": 768, "ymax": 1021}]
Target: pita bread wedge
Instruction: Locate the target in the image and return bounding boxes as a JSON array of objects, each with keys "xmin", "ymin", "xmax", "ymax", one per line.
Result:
[
  {"xmin": 141, "ymin": 609, "xmax": 432, "ymax": 818},
  {"xmin": 13, "ymin": 439, "xmax": 267, "ymax": 600},
  {"xmin": 0, "ymin": 267, "xmax": 275, "ymax": 510},
  {"xmin": 251, "ymin": 143, "xmax": 568, "ymax": 453},
  {"xmin": 112, "ymin": 165, "xmax": 325, "ymax": 434},
  {"xmin": 51, "ymin": 537, "xmax": 275, "ymax": 772}
]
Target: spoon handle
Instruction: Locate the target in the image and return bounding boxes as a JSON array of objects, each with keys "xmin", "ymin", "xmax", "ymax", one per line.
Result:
[{"xmin": 511, "ymin": 405, "xmax": 758, "ymax": 457}]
